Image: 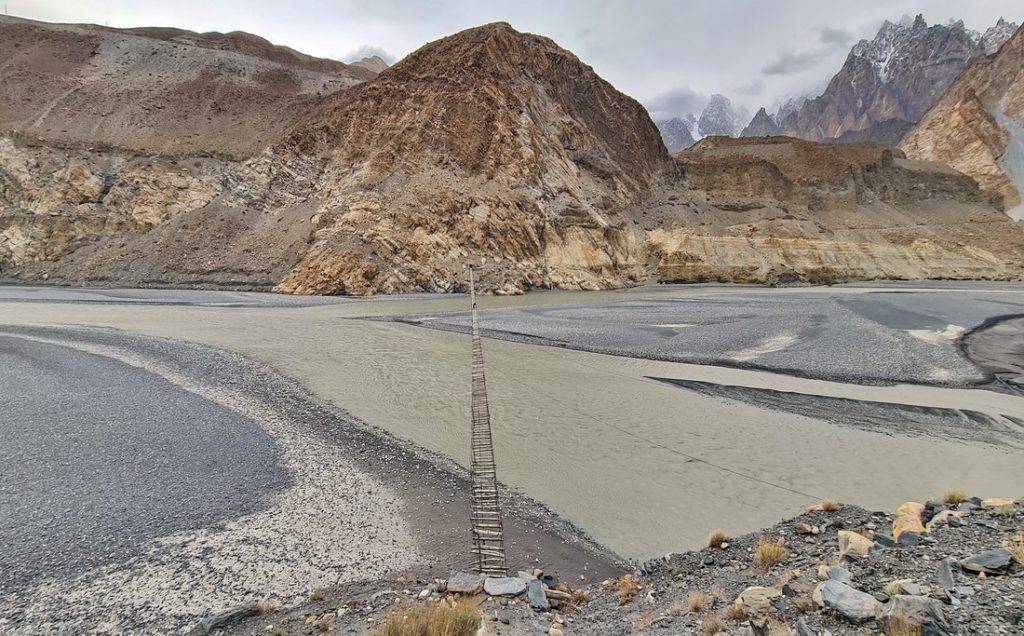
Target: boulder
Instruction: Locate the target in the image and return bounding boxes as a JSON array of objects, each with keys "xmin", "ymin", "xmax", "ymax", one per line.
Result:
[
  {"xmin": 527, "ymin": 579, "xmax": 550, "ymax": 611},
  {"xmin": 960, "ymin": 548, "xmax": 1014, "ymax": 575},
  {"xmin": 838, "ymin": 530, "xmax": 874, "ymax": 558},
  {"xmin": 447, "ymin": 572, "xmax": 485, "ymax": 595},
  {"xmin": 814, "ymin": 580, "xmax": 881, "ymax": 623},
  {"xmin": 484, "ymin": 577, "xmax": 527, "ymax": 597},
  {"xmin": 878, "ymin": 595, "xmax": 956, "ymax": 636},
  {"xmin": 981, "ymin": 498, "xmax": 1014, "ymax": 509},
  {"xmin": 893, "ymin": 502, "xmax": 926, "ymax": 540},
  {"xmin": 737, "ymin": 586, "xmax": 783, "ymax": 616}
]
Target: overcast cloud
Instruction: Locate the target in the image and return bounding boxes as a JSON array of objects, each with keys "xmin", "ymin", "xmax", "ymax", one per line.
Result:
[{"xmin": 10, "ymin": 0, "xmax": 1021, "ymax": 122}]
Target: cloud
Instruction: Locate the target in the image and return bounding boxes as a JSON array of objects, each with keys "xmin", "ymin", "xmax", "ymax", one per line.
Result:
[
  {"xmin": 340, "ymin": 45, "xmax": 396, "ymax": 65},
  {"xmin": 761, "ymin": 50, "xmax": 819, "ymax": 76},
  {"xmin": 645, "ymin": 86, "xmax": 708, "ymax": 120},
  {"xmin": 819, "ymin": 26, "xmax": 854, "ymax": 47},
  {"xmin": 734, "ymin": 79, "xmax": 765, "ymax": 96}
]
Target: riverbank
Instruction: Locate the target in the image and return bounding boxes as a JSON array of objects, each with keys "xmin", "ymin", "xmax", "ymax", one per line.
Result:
[{"xmin": 0, "ymin": 325, "xmax": 617, "ymax": 634}]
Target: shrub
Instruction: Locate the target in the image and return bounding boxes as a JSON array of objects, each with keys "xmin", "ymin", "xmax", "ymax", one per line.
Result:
[
  {"xmin": 708, "ymin": 529, "xmax": 731, "ymax": 549},
  {"xmin": 724, "ymin": 601, "xmax": 747, "ymax": 621},
  {"xmin": 942, "ymin": 489, "xmax": 969, "ymax": 505},
  {"xmin": 688, "ymin": 590, "xmax": 707, "ymax": 612},
  {"xmin": 820, "ymin": 500, "xmax": 843, "ymax": 512},
  {"xmin": 1010, "ymin": 533, "xmax": 1024, "ymax": 565},
  {"xmin": 616, "ymin": 574, "xmax": 642, "ymax": 606},
  {"xmin": 702, "ymin": 614, "xmax": 726, "ymax": 635},
  {"xmin": 754, "ymin": 538, "xmax": 790, "ymax": 572}
]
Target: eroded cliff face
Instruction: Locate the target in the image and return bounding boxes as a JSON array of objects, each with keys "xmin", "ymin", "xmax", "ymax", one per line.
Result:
[
  {"xmin": 901, "ymin": 24, "xmax": 1024, "ymax": 218},
  {"xmin": 2, "ymin": 18, "xmax": 1022, "ymax": 293}
]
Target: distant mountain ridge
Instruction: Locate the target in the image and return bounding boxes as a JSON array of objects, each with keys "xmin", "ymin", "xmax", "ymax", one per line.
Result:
[{"xmin": 655, "ymin": 15, "xmax": 1018, "ymax": 150}]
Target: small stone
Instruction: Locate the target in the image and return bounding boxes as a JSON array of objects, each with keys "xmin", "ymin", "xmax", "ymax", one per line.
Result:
[
  {"xmin": 737, "ymin": 586, "xmax": 783, "ymax": 616},
  {"xmin": 540, "ymin": 574, "xmax": 559, "ymax": 589},
  {"xmin": 527, "ymin": 580, "xmax": 550, "ymax": 611},
  {"xmin": 955, "ymin": 586, "xmax": 974, "ymax": 597},
  {"xmin": 897, "ymin": 531, "xmax": 921, "ymax": 547},
  {"xmin": 548, "ymin": 627, "xmax": 563, "ymax": 636},
  {"xmin": 875, "ymin": 532, "xmax": 896, "ymax": 548},
  {"xmin": 898, "ymin": 581, "xmax": 923, "ymax": 596},
  {"xmin": 826, "ymin": 566, "xmax": 853, "ymax": 584},
  {"xmin": 794, "ymin": 618, "xmax": 816, "ymax": 636},
  {"xmin": 794, "ymin": 523, "xmax": 815, "ymax": 535},
  {"xmin": 960, "ymin": 548, "xmax": 1013, "ymax": 576},
  {"xmin": 446, "ymin": 572, "xmax": 485, "ymax": 595},
  {"xmin": 926, "ymin": 510, "xmax": 963, "ymax": 532},
  {"xmin": 720, "ymin": 541, "xmax": 730, "ymax": 549},
  {"xmin": 815, "ymin": 580, "xmax": 881, "ymax": 623},
  {"xmin": 936, "ymin": 558, "xmax": 956, "ymax": 589},
  {"xmin": 484, "ymin": 577, "xmax": 527, "ymax": 597},
  {"xmin": 957, "ymin": 501, "xmax": 978, "ymax": 514}
]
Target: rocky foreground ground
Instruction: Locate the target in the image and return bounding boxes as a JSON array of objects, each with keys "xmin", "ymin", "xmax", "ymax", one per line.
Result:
[{"xmin": 213, "ymin": 494, "xmax": 1022, "ymax": 635}]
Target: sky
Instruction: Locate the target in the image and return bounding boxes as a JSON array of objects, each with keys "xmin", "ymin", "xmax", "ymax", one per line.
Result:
[{"xmin": 8, "ymin": 0, "xmax": 1021, "ymax": 123}]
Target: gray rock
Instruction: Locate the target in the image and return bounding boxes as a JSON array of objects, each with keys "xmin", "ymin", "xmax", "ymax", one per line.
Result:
[
  {"xmin": 826, "ymin": 565, "xmax": 853, "ymax": 584},
  {"xmin": 447, "ymin": 572, "xmax": 485, "ymax": 594},
  {"xmin": 878, "ymin": 595, "xmax": 956, "ymax": 636},
  {"xmin": 899, "ymin": 581, "xmax": 923, "ymax": 596},
  {"xmin": 795, "ymin": 618, "xmax": 817, "ymax": 636},
  {"xmin": 484, "ymin": 577, "xmax": 527, "ymax": 597},
  {"xmin": 518, "ymin": 570, "xmax": 538, "ymax": 581},
  {"xmin": 875, "ymin": 532, "xmax": 896, "ymax": 548},
  {"xmin": 936, "ymin": 558, "xmax": 956, "ymax": 589},
  {"xmin": 527, "ymin": 579, "xmax": 550, "ymax": 611},
  {"xmin": 817, "ymin": 580, "xmax": 881, "ymax": 624},
  {"xmin": 186, "ymin": 605, "xmax": 260, "ymax": 636},
  {"xmin": 957, "ymin": 501, "xmax": 978, "ymax": 514},
  {"xmin": 960, "ymin": 548, "xmax": 1013, "ymax": 575},
  {"xmin": 954, "ymin": 586, "xmax": 974, "ymax": 597},
  {"xmin": 897, "ymin": 531, "xmax": 922, "ymax": 547}
]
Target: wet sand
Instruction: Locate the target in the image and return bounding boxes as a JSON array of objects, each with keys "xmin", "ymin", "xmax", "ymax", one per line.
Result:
[{"xmin": 2, "ymin": 284, "xmax": 1024, "ymax": 560}]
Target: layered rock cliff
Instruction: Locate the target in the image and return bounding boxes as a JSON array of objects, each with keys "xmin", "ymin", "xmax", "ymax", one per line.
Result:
[
  {"xmin": 900, "ymin": 24, "xmax": 1024, "ymax": 220},
  {"xmin": 2, "ymin": 17, "xmax": 1022, "ymax": 293}
]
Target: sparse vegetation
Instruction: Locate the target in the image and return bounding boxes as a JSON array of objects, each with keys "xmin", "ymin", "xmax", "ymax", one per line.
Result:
[
  {"xmin": 616, "ymin": 574, "xmax": 642, "ymax": 605},
  {"xmin": 668, "ymin": 602, "xmax": 685, "ymax": 617},
  {"xmin": 767, "ymin": 617, "xmax": 794, "ymax": 636},
  {"xmin": 374, "ymin": 601, "xmax": 481, "ymax": 636},
  {"xmin": 702, "ymin": 614, "xmax": 726, "ymax": 635},
  {"xmin": 942, "ymin": 489, "xmax": 970, "ymax": 505},
  {"xmin": 633, "ymin": 613, "xmax": 655, "ymax": 631},
  {"xmin": 709, "ymin": 585, "xmax": 725, "ymax": 599},
  {"xmin": 995, "ymin": 504, "xmax": 1016, "ymax": 519},
  {"xmin": 1010, "ymin": 533, "xmax": 1024, "ymax": 565},
  {"xmin": 754, "ymin": 538, "xmax": 790, "ymax": 572},
  {"xmin": 792, "ymin": 596, "xmax": 816, "ymax": 613},
  {"xmin": 707, "ymin": 529, "xmax": 731, "ymax": 549},
  {"xmin": 883, "ymin": 580, "xmax": 904, "ymax": 597},
  {"xmin": 724, "ymin": 601, "xmax": 748, "ymax": 621},
  {"xmin": 256, "ymin": 599, "xmax": 280, "ymax": 615},
  {"xmin": 688, "ymin": 590, "xmax": 707, "ymax": 612},
  {"xmin": 317, "ymin": 615, "xmax": 333, "ymax": 633},
  {"xmin": 309, "ymin": 589, "xmax": 327, "ymax": 602},
  {"xmin": 570, "ymin": 587, "xmax": 593, "ymax": 606},
  {"xmin": 820, "ymin": 500, "xmax": 843, "ymax": 512}
]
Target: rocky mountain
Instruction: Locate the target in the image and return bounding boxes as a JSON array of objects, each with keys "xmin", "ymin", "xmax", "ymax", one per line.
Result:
[
  {"xmin": 777, "ymin": 15, "xmax": 1018, "ymax": 144},
  {"xmin": 978, "ymin": 17, "xmax": 1018, "ymax": 55},
  {"xmin": 0, "ymin": 15, "xmax": 373, "ymax": 157},
  {"xmin": 351, "ymin": 55, "xmax": 389, "ymax": 73},
  {"xmin": 740, "ymin": 108, "xmax": 781, "ymax": 137},
  {"xmin": 698, "ymin": 94, "xmax": 742, "ymax": 137},
  {"xmin": 2, "ymin": 16, "xmax": 1022, "ymax": 293},
  {"xmin": 655, "ymin": 117, "xmax": 696, "ymax": 153},
  {"xmin": 901, "ymin": 23, "xmax": 1024, "ymax": 220}
]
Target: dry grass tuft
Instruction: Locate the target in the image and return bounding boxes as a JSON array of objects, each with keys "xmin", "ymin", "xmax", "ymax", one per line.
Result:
[
  {"xmin": 793, "ymin": 596, "xmax": 816, "ymax": 613},
  {"xmin": 688, "ymin": 590, "xmax": 708, "ymax": 612},
  {"xmin": 616, "ymin": 574, "xmax": 642, "ymax": 606},
  {"xmin": 702, "ymin": 614, "xmax": 726, "ymax": 636},
  {"xmin": 1009, "ymin": 533, "xmax": 1024, "ymax": 565},
  {"xmin": 708, "ymin": 529, "xmax": 731, "ymax": 549},
  {"xmin": 995, "ymin": 504, "xmax": 1016, "ymax": 518},
  {"xmin": 633, "ymin": 613, "xmax": 655, "ymax": 631},
  {"xmin": 317, "ymin": 616, "xmax": 333, "ymax": 633},
  {"xmin": 883, "ymin": 613, "xmax": 923, "ymax": 636},
  {"xmin": 709, "ymin": 584, "xmax": 725, "ymax": 599},
  {"xmin": 767, "ymin": 617, "xmax": 794, "ymax": 636},
  {"xmin": 754, "ymin": 538, "xmax": 790, "ymax": 572},
  {"xmin": 819, "ymin": 500, "xmax": 843, "ymax": 512},
  {"xmin": 570, "ymin": 588, "xmax": 593, "ymax": 606},
  {"xmin": 941, "ymin": 489, "xmax": 970, "ymax": 505},
  {"xmin": 256, "ymin": 599, "xmax": 280, "ymax": 615},
  {"xmin": 668, "ymin": 602, "xmax": 685, "ymax": 617},
  {"xmin": 883, "ymin": 580, "xmax": 904, "ymax": 597},
  {"xmin": 374, "ymin": 601, "xmax": 481, "ymax": 636},
  {"xmin": 309, "ymin": 589, "xmax": 327, "ymax": 602},
  {"xmin": 724, "ymin": 601, "xmax": 748, "ymax": 621}
]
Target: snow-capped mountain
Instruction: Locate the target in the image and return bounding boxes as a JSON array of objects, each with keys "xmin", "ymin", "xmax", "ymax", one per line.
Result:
[
  {"xmin": 656, "ymin": 116, "xmax": 697, "ymax": 153},
  {"xmin": 775, "ymin": 15, "xmax": 1018, "ymax": 144},
  {"xmin": 698, "ymin": 94, "xmax": 741, "ymax": 137}
]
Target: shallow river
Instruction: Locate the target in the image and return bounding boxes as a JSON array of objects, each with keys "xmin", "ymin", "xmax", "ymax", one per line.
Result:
[{"xmin": 2, "ymin": 283, "xmax": 1023, "ymax": 558}]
